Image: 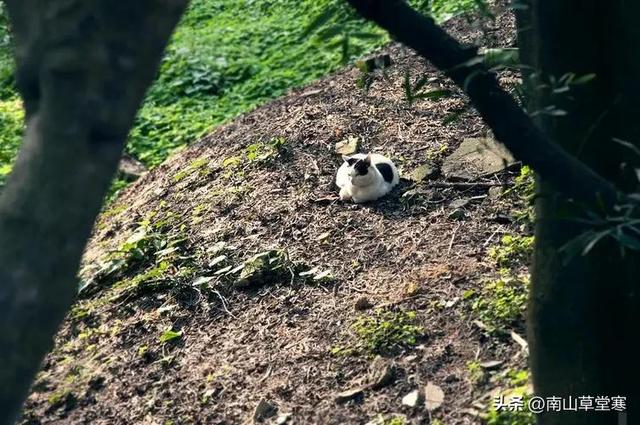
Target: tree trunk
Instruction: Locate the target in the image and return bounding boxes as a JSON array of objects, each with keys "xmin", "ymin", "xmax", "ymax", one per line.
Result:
[
  {"xmin": 0, "ymin": 1, "xmax": 187, "ymax": 422},
  {"xmin": 525, "ymin": 2, "xmax": 640, "ymax": 424}
]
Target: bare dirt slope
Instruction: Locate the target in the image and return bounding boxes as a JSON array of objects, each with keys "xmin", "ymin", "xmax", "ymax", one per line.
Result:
[{"xmin": 22, "ymin": 6, "xmax": 532, "ymax": 425}]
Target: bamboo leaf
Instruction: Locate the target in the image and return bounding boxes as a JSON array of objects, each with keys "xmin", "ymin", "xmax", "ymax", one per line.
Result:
[{"xmin": 302, "ymin": 6, "xmax": 338, "ymax": 37}]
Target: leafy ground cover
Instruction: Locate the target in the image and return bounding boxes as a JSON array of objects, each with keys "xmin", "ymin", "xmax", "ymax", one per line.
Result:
[{"xmin": 0, "ymin": 0, "xmax": 479, "ymax": 192}]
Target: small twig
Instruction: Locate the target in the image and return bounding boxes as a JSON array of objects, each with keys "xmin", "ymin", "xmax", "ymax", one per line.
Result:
[
  {"xmin": 288, "ymin": 265, "xmax": 296, "ymax": 286},
  {"xmin": 212, "ymin": 290, "xmax": 236, "ymax": 319},
  {"xmin": 510, "ymin": 330, "xmax": 529, "ymax": 355},
  {"xmin": 428, "ymin": 181, "xmax": 511, "ymax": 189},
  {"xmin": 374, "ymin": 294, "xmax": 421, "ymax": 310},
  {"xmin": 311, "ymin": 196, "xmax": 340, "ymax": 204},
  {"xmin": 258, "ymin": 365, "xmax": 273, "ymax": 383},
  {"xmin": 483, "ymin": 225, "xmax": 504, "ymax": 247},
  {"xmin": 447, "ymin": 223, "xmax": 462, "ymax": 255}
]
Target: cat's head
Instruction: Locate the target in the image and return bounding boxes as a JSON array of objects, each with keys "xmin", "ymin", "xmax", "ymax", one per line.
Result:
[{"xmin": 343, "ymin": 154, "xmax": 375, "ymax": 186}]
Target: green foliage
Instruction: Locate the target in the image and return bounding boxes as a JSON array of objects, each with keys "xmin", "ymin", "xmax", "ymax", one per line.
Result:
[
  {"xmin": 466, "ymin": 361, "xmax": 485, "ymax": 384},
  {"xmin": 173, "ymin": 156, "xmax": 211, "ymax": 182},
  {"xmin": 235, "ymin": 249, "xmax": 290, "ymax": 287},
  {"xmin": 485, "ymin": 405, "xmax": 535, "ymax": 425},
  {"xmin": 470, "ymin": 272, "xmax": 529, "ymax": 330},
  {"xmin": 126, "ymin": 0, "xmax": 390, "ymax": 169},
  {"xmin": 506, "ymin": 369, "xmax": 530, "ymax": 387},
  {"xmin": 561, "ymin": 207, "xmax": 640, "ymax": 259},
  {"xmin": 159, "ymin": 328, "xmax": 182, "ymax": 343},
  {"xmin": 527, "ymin": 72, "xmax": 597, "ymax": 118},
  {"xmin": 302, "ymin": 1, "xmax": 387, "ymax": 65},
  {"xmin": 79, "ymin": 208, "xmax": 189, "ymax": 295},
  {"xmin": 0, "ymin": 0, "xmax": 483, "ymax": 193},
  {"xmin": 0, "ymin": 4, "xmax": 14, "ymax": 100},
  {"xmin": 483, "ymin": 369, "xmax": 534, "ymax": 424},
  {"xmin": 104, "ymin": 178, "xmax": 130, "ymax": 204},
  {"xmin": 47, "ymin": 389, "xmax": 74, "ymax": 407},
  {"xmin": 415, "ymin": 0, "xmax": 487, "ymax": 21},
  {"xmin": 556, "ymin": 138, "xmax": 640, "ymax": 257},
  {"xmin": 403, "ymin": 70, "xmax": 451, "ymax": 106},
  {"xmin": 515, "ymin": 166, "xmax": 534, "ymax": 197},
  {"xmin": 488, "ymin": 234, "xmax": 534, "ymax": 269},
  {"xmin": 351, "ymin": 309, "xmax": 422, "ymax": 355},
  {"xmin": 425, "ymin": 141, "xmax": 449, "ymax": 161},
  {"xmin": 0, "ymin": 98, "xmax": 23, "ymax": 187},
  {"xmin": 510, "ymin": 165, "xmax": 536, "ymax": 226},
  {"xmin": 202, "ymin": 248, "xmax": 308, "ymax": 290},
  {"xmin": 245, "ymin": 137, "xmax": 287, "ymax": 164},
  {"xmin": 372, "ymin": 416, "xmax": 407, "ymax": 425}
]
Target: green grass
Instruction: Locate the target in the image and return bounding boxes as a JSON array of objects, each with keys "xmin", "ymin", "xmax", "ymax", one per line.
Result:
[
  {"xmin": 465, "ymin": 232, "xmax": 533, "ymax": 331},
  {"xmin": 0, "ymin": 0, "xmax": 482, "ymax": 192},
  {"xmin": 467, "ymin": 271, "xmax": 529, "ymax": 331},
  {"xmin": 488, "ymin": 234, "xmax": 534, "ymax": 269},
  {"xmin": 484, "ymin": 369, "xmax": 535, "ymax": 425},
  {"xmin": 333, "ymin": 309, "xmax": 423, "ymax": 356}
]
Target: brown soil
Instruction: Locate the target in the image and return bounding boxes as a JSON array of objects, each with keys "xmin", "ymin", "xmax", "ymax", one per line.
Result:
[{"xmin": 21, "ymin": 5, "xmax": 532, "ymax": 425}]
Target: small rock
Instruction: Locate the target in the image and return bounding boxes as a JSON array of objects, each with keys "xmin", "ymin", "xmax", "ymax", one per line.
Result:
[
  {"xmin": 490, "ymin": 214, "xmax": 512, "ymax": 224},
  {"xmin": 473, "ymin": 320, "xmax": 491, "ymax": 332},
  {"xmin": 355, "ymin": 297, "xmax": 373, "ymax": 311},
  {"xmin": 401, "ymin": 188, "xmax": 438, "ymax": 205},
  {"xmin": 401, "ymin": 389, "xmax": 422, "ymax": 408},
  {"xmin": 442, "ymin": 138, "xmax": 516, "ymax": 180},
  {"xmin": 335, "ymin": 387, "xmax": 364, "ymax": 403},
  {"xmin": 488, "ymin": 186, "xmax": 503, "ymax": 199},
  {"xmin": 208, "ymin": 255, "xmax": 227, "ymax": 267},
  {"xmin": 462, "ymin": 407, "xmax": 481, "ymax": 417},
  {"xmin": 275, "ymin": 413, "xmax": 292, "ymax": 424},
  {"xmin": 88, "ymin": 375, "xmax": 105, "ymax": 391},
  {"xmin": 253, "ymin": 399, "xmax": 278, "ymax": 422},
  {"xmin": 356, "ymin": 54, "xmax": 392, "ymax": 72},
  {"xmin": 424, "ymin": 382, "xmax": 445, "ymax": 411},
  {"xmin": 443, "ymin": 373, "xmax": 459, "ymax": 383},
  {"xmin": 448, "ymin": 198, "xmax": 470, "ymax": 209},
  {"xmin": 367, "ymin": 358, "xmax": 396, "ymax": 390},
  {"xmin": 335, "ymin": 136, "xmax": 360, "ymax": 156},
  {"xmin": 191, "ymin": 276, "xmax": 215, "ymax": 287},
  {"xmin": 406, "ymin": 163, "xmax": 437, "ymax": 183},
  {"xmin": 444, "ymin": 297, "xmax": 459, "ymax": 308},
  {"xmin": 316, "ymin": 232, "xmax": 331, "ymax": 242},
  {"xmin": 118, "ymin": 154, "xmax": 147, "ymax": 181},
  {"xmin": 479, "ymin": 360, "xmax": 504, "ymax": 370},
  {"xmin": 403, "ymin": 281, "xmax": 421, "ymax": 296},
  {"xmin": 448, "ymin": 208, "xmax": 466, "ymax": 220}
]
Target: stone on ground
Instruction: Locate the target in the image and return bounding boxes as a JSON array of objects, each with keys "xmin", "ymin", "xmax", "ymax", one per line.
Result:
[{"xmin": 442, "ymin": 138, "xmax": 516, "ymax": 180}]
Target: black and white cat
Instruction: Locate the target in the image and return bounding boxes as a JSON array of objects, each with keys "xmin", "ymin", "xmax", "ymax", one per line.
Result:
[{"xmin": 335, "ymin": 153, "xmax": 400, "ymax": 203}]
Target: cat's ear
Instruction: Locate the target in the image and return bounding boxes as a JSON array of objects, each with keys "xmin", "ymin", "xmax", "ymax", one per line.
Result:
[
  {"xmin": 343, "ymin": 155, "xmax": 357, "ymax": 166},
  {"xmin": 364, "ymin": 153, "xmax": 372, "ymax": 165}
]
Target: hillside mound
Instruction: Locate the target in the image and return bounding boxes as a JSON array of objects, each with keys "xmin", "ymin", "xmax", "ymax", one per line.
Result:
[{"xmin": 22, "ymin": 8, "xmax": 533, "ymax": 425}]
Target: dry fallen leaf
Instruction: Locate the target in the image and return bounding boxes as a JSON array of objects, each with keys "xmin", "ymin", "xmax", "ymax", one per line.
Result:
[
  {"xmin": 334, "ymin": 387, "xmax": 364, "ymax": 403},
  {"xmin": 424, "ymin": 382, "xmax": 445, "ymax": 411}
]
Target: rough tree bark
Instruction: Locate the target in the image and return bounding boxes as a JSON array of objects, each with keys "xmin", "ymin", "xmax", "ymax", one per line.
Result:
[
  {"xmin": 523, "ymin": 2, "xmax": 640, "ymax": 424},
  {"xmin": 344, "ymin": 1, "xmax": 640, "ymax": 423},
  {"xmin": 344, "ymin": 0, "xmax": 625, "ymax": 211},
  {"xmin": 0, "ymin": 1, "xmax": 188, "ymax": 423}
]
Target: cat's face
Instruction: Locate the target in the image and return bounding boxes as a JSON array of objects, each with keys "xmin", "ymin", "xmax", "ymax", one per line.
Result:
[{"xmin": 344, "ymin": 154, "xmax": 374, "ymax": 187}]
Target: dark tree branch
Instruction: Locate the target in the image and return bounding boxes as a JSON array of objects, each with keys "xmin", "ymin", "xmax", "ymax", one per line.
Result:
[
  {"xmin": 344, "ymin": 0, "xmax": 624, "ymax": 210},
  {"xmin": 0, "ymin": 1, "xmax": 188, "ymax": 422}
]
